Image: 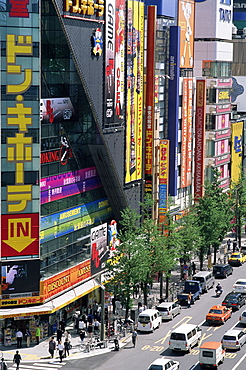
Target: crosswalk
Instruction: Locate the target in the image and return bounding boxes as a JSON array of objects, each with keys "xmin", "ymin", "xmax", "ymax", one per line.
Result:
[{"xmin": 7, "ymin": 361, "xmax": 66, "ymax": 370}]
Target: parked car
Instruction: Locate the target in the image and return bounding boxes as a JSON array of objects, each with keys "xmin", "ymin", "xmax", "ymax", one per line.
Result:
[
  {"xmin": 148, "ymin": 358, "xmax": 179, "ymax": 370},
  {"xmin": 156, "ymin": 301, "xmax": 181, "ymax": 321},
  {"xmin": 239, "ymin": 310, "xmax": 246, "ymax": 325},
  {"xmin": 221, "ymin": 329, "xmax": 246, "ymax": 350},
  {"xmin": 199, "ymin": 342, "xmax": 225, "ymax": 369},
  {"xmin": 228, "ymin": 253, "xmax": 246, "ymax": 266},
  {"xmin": 233, "ymin": 279, "xmax": 246, "ymax": 294},
  {"xmin": 206, "ymin": 305, "xmax": 232, "ymax": 324},
  {"xmin": 212, "ymin": 264, "xmax": 233, "ymax": 278},
  {"xmin": 222, "ymin": 291, "xmax": 246, "ymax": 311}
]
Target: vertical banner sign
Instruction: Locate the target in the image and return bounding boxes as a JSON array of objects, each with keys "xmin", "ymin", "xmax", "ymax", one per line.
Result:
[
  {"xmin": 231, "ymin": 121, "xmax": 243, "ymax": 185},
  {"xmin": 168, "ymin": 26, "xmax": 180, "ymax": 196},
  {"xmin": 186, "ymin": 78, "xmax": 193, "ymax": 187},
  {"xmin": 144, "ymin": 5, "xmax": 156, "ymax": 194},
  {"xmin": 159, "ymin": 140, "xmax": 169, "ymax": 226},
  {"xmin": 178, "ymin": 0, "xmax": 195, "ymax": 69},
  {"xmin": 194, "ymin": 80, "xmax": 206, "ymax": 200},
  {"xmin": 90, "ymin": 223, "xmax": 109, "ymax": 276},
  {"xmin": 125, "ymin": 0, "xmax": 144, "ymax": 183},
  {"xmin": 1, "ymin": 2, "xmax": 40, "ymax": 259},
  {"xmin": 181, "ymin": 78, "xmax": 193, "ymax": 188},
  {"xmin": 105, "ymin": 0, "xmax": 125, "ymax": 128}
]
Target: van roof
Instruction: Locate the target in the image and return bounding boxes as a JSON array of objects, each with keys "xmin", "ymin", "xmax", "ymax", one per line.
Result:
[
  {"xmin": 171, "ymin": 323, "xmax": 199, "ymax": 333},
  {"xmin": 200, "ymin": 341, "xmax": 222, "ymax": 350},
  {"xmin": 193, "ymin": 271, "xmax": 212, "ymax": 277},
  {"xmin": 139, "ymin": 309, "xmax": 158, "ymax": 316}
]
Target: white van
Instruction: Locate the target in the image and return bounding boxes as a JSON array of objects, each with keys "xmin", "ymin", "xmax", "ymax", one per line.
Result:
[
  {"xmin": 137, "ymin": 309, "xmax": 162, "ymax": 332},
  {"xmin": 199, "ymin": 341, "xmax": 225, "ymax": 368},
  {"xmin": 193, "ymin": 271, "xmax": 215, "ymax": 293},
  {"xmin": 169, "ymin": 323, "xmax": 202, "ymax": 352}
]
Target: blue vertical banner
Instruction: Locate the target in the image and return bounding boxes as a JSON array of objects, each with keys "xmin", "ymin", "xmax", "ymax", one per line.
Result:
[{"xmin": 168, "ymin": 26, "xmax": 180, "ymax": 196}]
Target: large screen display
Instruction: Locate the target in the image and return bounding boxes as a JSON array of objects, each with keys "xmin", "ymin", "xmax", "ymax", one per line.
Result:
[{"xmin": 1, "ymin": 260, "xmax": 40, "ymax": 299}]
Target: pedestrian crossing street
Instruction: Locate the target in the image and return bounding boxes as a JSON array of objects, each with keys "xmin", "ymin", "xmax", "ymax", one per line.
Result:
[{"xmin": 7, "ymin": 361, "xmax": 66, "ymax": 370}]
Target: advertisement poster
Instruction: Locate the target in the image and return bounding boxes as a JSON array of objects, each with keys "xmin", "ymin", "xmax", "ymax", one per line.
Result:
[
  {"xmin": 125, "ymin": 0, "xmax": 144, "ymax": 184},
  {"xmin": 159, "ymin": 140, "xmax": 169, "ymax": 224},
  {"xmin": 178, "ymin": 0, "xmax": 195, "ymax": 68},
  {"xmin": 1, "ymin": 260, "xmax": 40, "ymax": 298},
  {"xmin": 91, "ymin": 223, "xmax": 109, "ymax": 275},
  {"xmin": 105, "ymin": 0, "xmax": 125, "ymax": 128},
  {"xmin": 231, "ymin": 121, "xmax": 243, "ymax": 185}
]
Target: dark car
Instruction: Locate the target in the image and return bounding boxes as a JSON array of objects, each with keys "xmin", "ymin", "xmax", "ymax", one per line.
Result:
[
  {"xmin": 213, "ymin": 264, "xmax": 233, "ymax": 278},
  {"xmin": 222, "ymin": 292, "xmax": 246, "ymax": 311}
]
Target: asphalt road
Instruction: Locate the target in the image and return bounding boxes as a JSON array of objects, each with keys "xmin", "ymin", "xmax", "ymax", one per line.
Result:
[{"xmin": 63, "ymin": 263, "xmax": 246, "ymax": 370}]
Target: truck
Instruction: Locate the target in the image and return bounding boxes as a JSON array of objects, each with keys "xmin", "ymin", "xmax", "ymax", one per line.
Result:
[{"xmin": 177, "ymin": 280, "xmax": 202, "ymax": 305}]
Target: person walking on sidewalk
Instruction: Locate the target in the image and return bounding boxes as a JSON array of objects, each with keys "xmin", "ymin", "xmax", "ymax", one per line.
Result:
[
  {"xmin": 16, "ymin": 329, "xmax": 23, "ymax": 348},
  {"xmin": 187, "ymin": 292, "xmax": 192, "ymax": 308},
  {"xmin": 48, "ymin": 337, "xmax": 56, "ymax": 359},
  {"xmin": 132, "ymin": 329, "xmax": 137, "ymax": 348},
  {"xmin": 64, "ymin": 338, "xmax": 70, "ymax": 358},
  {"xmin": 227, "ymin": 239, "xmax": 231, "ymax": 251},
  {"xmin": 57, "ymin": 340, "xmax": 64, "ymax": 363},
  {"xmin": 35, "ymin": 325, "xmax": 40, "ymax": 345},
  {"xmin": 13, "ymin": 351, "xmax": 21, "ymax": 370},
  {"xmin": 0, "ymin": 358, "xmax": 8, "ymax": 370}
]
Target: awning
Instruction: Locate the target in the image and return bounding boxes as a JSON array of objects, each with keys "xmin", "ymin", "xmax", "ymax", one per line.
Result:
[{"xmin": 0, "ymin": 278, "xmax": 101, "ymax": 319}]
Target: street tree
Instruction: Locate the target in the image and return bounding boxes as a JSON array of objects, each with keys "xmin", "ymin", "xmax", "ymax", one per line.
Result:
[{"xmin": 195, "ymin": 169, "xmax": 234, "ymax": 267}]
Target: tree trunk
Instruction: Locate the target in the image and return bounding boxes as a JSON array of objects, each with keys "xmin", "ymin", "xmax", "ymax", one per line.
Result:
[
  {"xmin": 199, "ymin": 250, "xmax": 204, "ymax": 270},
  {"xmin": 143, "ymin": 282, "xmax": 148, "ymax": 306},
  {"xmin": 159, "ymin": 272, "xmax": 163, "ymax": 298},
  {"xmin": 165, "ymin": 275, "xmax": 169, "ymax": 300},
  {"xmin": 213, "ymin": 245, "xmax": 217, "ymax": 265}
]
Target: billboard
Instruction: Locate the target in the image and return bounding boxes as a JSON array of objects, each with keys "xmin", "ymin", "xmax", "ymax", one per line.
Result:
[
  {"xmin": 159, "ymin": 140, "xmax": 169, "ymax": 223},
  {"xmin": 194, "ymin": 80, "xmax": 206, "ymax": 199},
  {"xmin": 125, "ymin": 0, "xmax": 144, "ymax": 183},
  {"xmin": 178, "ymin": 0, "xmax": 195, "ymax": 68},
  {"xmin": 1, "ymin": 260, "xmax": 40, "ymax": 299},
  {"xmin": 1, "ymin": 1, "xmax": 40, "ymax": 260},
  {"xmin": 144, "ymin": 5, "xmax": 156, "ymax": 193},
  {"xmin": 41, "ymin": 97, "xmax": 77, "ymax": 124},
  {"xmin": 181, "ymin": 78, "xmax": 193, "ymax": 188},
  {"xmin": 41, "ymin": 259, "xmax": 91, "ymax": 301},
  {"xmin": 91, "ymin": 223, "xmax": 109, "ymax": 275},
  {"xmin": 231, "ymin": 121, "xmax": 243, "ymax": 184},
  {"xmin": 168, "ymin": 26, "xmax": 180, "ymax": 196},
  {"xmin": 105, "ymin": 0, "xmax": 125, "ymax": 128}
]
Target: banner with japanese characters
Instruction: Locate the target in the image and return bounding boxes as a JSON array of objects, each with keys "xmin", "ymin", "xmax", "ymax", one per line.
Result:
[{"xmin": 1, "ymin": 0, "xmax": 40, "ymax": 260}]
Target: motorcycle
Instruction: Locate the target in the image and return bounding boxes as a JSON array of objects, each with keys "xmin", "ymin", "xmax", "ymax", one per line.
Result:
[{"xmin": 215, "ymin": 289, "xmax": 223, "ymax": 297}]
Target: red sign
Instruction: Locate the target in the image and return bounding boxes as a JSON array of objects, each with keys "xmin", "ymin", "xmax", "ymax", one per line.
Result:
[
  {"xmin": 194, "ymin": 80, "xmax": 206, "ymax": 199},
  {"xmin": 1, "ymin": 213, "xmax": 39, "ymax": 258},
  {"xmin": 40, "ymin": 148, "xmax": 73, "ymax": 164},
  {"xmin": 41, "ymin": 259, "xmax": 91, "ymax": 300}
]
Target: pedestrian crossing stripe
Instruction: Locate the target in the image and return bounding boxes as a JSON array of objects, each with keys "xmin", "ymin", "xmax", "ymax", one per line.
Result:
[{"xmin": 7, "ymin": 363, "xmax": 65, "ymax": 370}]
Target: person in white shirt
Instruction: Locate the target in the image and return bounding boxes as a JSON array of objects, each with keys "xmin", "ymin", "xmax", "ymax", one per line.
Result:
[
  {"xmin": 57, "ymin": 341, "xmax": 64, "ymax": 363},
  {"xmin": 16, "ymin": 330, "xmax": 23, "ymax": 349}
]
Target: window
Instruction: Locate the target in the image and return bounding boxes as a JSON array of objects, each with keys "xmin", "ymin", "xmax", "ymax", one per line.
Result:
[{"xmin": 202, "ymin": 350, "xmax": 213, "ymax": 358}]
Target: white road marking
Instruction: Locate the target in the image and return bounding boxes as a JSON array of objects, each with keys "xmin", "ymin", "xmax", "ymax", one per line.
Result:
[{"xmin": 231, "ymin": 352, "xmax": 246, "ymax": 370}]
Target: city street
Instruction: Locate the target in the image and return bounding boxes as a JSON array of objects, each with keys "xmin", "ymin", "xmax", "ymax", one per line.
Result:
[{"xmin": 62, "ymin": 263, "xmax": 246, "ymax": 370}]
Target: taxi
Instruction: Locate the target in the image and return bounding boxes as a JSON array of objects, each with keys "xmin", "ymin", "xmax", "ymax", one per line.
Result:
[
  {"xmin": 228, "ymin": 252, "xmax": 246, "ymax": 266},
  {"xmin": 206, "ymin": 305, "xmax": 232, "ymax": 324}
]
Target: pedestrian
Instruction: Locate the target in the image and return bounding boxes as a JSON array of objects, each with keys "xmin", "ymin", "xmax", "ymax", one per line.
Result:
[
  {"xmin": 227, "ymin": 239, "xmax": 231, "ymax": 250},
  {"xmin": 0, "ymin": 358, "xmax": 7, "ymax": 370},
  {"xmin": 13, "ymin": 351, "xmax": 21, "ymax": 370},
  {"xmin": 187, "ymin": 292, "xmax": 192, "ymax": 308},
  {"xmin": 79, "ymin": 329, "xmax": 85, "ymax": 342},
  {"xmin": 25, "ymin": 329, "xmax": 31, "ymax": 347},
  {"xmin": 87, "ymin": 323, "xmax": 93, "ymax": 340},
  {"xmin": 59, "ymin": 319, "xmax": 65, "ymax": 333},
  {"xmin": 16, "ymin": 329, "xmax": 23, "ymax": 348},
  {"xmin": 81, "ymin": 313, "xmax": 87, "ymax": 328},
  {"xmin": 64, "ymin": 338, "xmax": 70, "ymax": 357},
  {"xmin": 35, "ymin": 325, "xmax": 40, "ymax": 345},
  {"xmin": 132, "ymin": 329, "xmax": 137, "ymax": 348},
  {"xmin": 57, "ymin": 340, "xmax": 64, "ymax": 363},
  {"xmin": 78, "ymin": 318, "xmax": 85, "ymax": 333},
  {"xmin": 48, "ymin": 337, "xmax": 56, "ymax": 359},
  {"xmin": 233, "ymin": 241, "xmax": 237, "ymax": 253},
  {"xmin": 192, "ymin": 261, "xmax": 196, "ymax": 275},
  {"xmin": 57, "ymin": 326, "xmax": 63, "ymax": 342},
  {"xmin": 94, "ymin": 319, "xmax": 100, "ymax": 336}
]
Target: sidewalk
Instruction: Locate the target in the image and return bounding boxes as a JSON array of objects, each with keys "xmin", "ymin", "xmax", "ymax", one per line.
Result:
[{"xmin": 0, "ymin": 321, "xmax": 132, "ymax": 363}]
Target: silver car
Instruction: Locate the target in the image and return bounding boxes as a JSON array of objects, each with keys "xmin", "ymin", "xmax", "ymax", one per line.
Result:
[
  {"xmin": 239, "ymin": 310, "xmax": 246, "ymax": 325},
  {"xmin": 156, "ymin": 301, "xmax": 181, "ymax": 321},
  {"xmin": 222, "ymin": 329, "xmax": 246, "ymax": 350}
]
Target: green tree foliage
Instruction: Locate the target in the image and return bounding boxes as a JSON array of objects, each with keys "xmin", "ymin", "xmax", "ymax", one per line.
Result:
[{"xmin": 195, "ymin": 169, "xmax": 234, "ymax": 267}]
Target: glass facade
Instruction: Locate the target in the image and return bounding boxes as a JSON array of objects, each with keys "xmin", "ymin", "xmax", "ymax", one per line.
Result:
[{"xmin": 40, "ymin": 0, "xmax": 113, "ymax": 277}]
